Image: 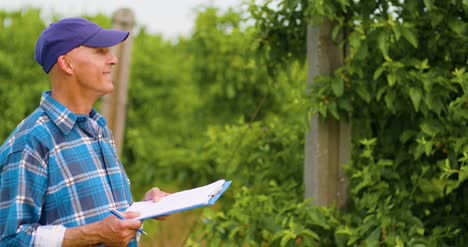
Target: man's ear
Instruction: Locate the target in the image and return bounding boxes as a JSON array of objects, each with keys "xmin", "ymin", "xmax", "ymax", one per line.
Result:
[{"xmin": 57, "ymin": 55, "xmax": 73, "ymax": 74}]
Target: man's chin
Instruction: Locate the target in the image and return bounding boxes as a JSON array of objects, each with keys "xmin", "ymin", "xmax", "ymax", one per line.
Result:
[
  {"xmin": 99, "ymin": 85, "xmax": 114, "ymax": 98},
  {"xmin": 105, "ymin": 81, "xmax": 115, "ymax": 92}
]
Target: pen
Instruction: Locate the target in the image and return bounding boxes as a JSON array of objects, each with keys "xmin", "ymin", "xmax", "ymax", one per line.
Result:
[{"xmin": 108, "ymin": 208, "xmax": 148, "ymax": 237}]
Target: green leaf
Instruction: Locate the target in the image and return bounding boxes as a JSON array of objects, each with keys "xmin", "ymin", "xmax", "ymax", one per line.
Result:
[
  {"xmin": 459, "ymin": 165, "xmax": 468, "ymax": 183},
  {"xmin": 387, "ymin": 73, "xmax": 396, "ymax": 86},
  {"xmin": 424, "ymin": 141, "xmax": 432, "ymax": 156},
  {"xmin": 448, "ymin": 17, "xmax": 465, "ymax": 35},
  {"xmin": 377, "ymin": 31, "xmax": 389, "ymax": 58},
  {"xmin": 392, "ymin": 23, "xmax": 401, "ymax": 40},
  {"xmin": 280, "ymin": 234, "xmax": 292, "ymax": 247},
  {"xmin": 396, "ymin": 237, "xmax": 405, "ymax": 247},
  {"xmin": 400, "ymin": 130, "xmax": 417, "ymax": 143},
  {"xmin": 328, "ymin": 102, "xmax": 340, "ymax": 120},
  {"xmin": 376, "ymin": 87, "xmax": 386, "ymax": 101},
  {"xmin": 335, "ymin": 226, "xmax": 353, "ymax": 236},
  {"xmin": 365, "ymin": 227, "xmax": 381, "ymax": 246},
  {"xmin": 420, "ymin": 121, "xmax": 440, "ymax": 136},
  {"xmin": 348, "ymin": 30, "xmax": 361, "ymax": 51},
  {"xmin": 318, "ymin": 102, "xmax": 328, "ymax": 117},
  {"xmin": 301, "ymin": 229, "xmax": 320, "ymax": 240},
  {"xmin": 431, "ymin": 13, "xmax": 444, "ymax": 27},
  {"xmin": 423, "ymin": 0, "xmax": 433, "ymax": 10},
  {"xmin": 384, "ymin": 90, "xmax": 397, "ymax": 112},
  {"xmin": 272, "ymin": 231, "xmax": 286, "ymax": 242},
  {"xmin": 331, "ymin": 77, "xmax": 344, "ymax": 97},
  {"xmin": 416, "ymin": 59, "xmax": 430, "ymax": 71},
  {"xmin": 409, "ymin": 87, "xmax": 423, "ymax": 111},
  {"xmin": 400, "ymin": 25, "xmax": 418, "ymax": 48},
  {"xmin": 373, "ymin": 66, "xmax": 386, "ymax": 80},
  {"xmin": 355, "ymin": 41, "xmax": 369, "ymax": 60},
  {"xmin": 356, "ymin": 85, "xmax": 372, "ymax": 103},
  {"xmin": 338, "ymin": 98, "xmax": 352, "ymax": 112},
  {"xmin": 332, "ymin": 24, "xmax": 341, "ymax": 41},
  {"xmin": 287, "ymin": 0, "xmax": 300, "ymax": 9},
  {"xmin": 360, "ymin": 138, "xmax": 377, "ymax": 147}
]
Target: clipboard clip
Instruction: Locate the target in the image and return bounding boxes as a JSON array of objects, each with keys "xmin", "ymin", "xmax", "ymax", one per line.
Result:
[{"xmin": 208, "ymin": 182, "xmax": 224, "ymax": 199}]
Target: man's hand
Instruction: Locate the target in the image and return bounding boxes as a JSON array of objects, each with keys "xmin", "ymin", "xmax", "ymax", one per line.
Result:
[
  {"xmin": 63, "ymin": 211, "xmax": 142, "ymax": 246},
  {"xmin": 97, "ymin": 211, "xmax": 143, "ymax": 246},
  {"xmin": 143, "ymin": 187, "xmax": 170, "ymax": 221}
]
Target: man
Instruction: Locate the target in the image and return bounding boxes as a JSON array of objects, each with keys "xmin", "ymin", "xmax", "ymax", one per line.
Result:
[{"xmin": 0, "ymin": 17, "xmax": 167, "ymax": 246}]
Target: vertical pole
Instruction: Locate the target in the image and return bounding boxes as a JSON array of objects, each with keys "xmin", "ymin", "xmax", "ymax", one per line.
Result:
[
  {"xmin": 101, "ymin": 8, "xmax": 135, "ymax": 157},
  {"xmin": 304, "ymin": 21, "xmax": 350, "ymax": 208}
]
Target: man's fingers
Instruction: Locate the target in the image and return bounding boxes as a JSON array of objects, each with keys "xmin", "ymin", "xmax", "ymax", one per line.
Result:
[
  {"xmin": 155, "ymin": 215, "xmax": 168, "ymax": 221},
  {"xmin": 123, "ymin": 211, "xmax": 140, "ymax": 219},
  {"xmin": 118, "ymin": 218, "xmax": 142, "ymax": 230},
  {"xmin": 144, "ymin": 187, "xmax": 170, "ymax": 202}
]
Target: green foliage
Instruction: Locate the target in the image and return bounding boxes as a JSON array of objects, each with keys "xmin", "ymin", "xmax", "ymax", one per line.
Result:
[
  {"xmin": 188, "ymin": 186, "xmax": 339, "ymax": 247},
  {"xmin": 186, "ymin": 110, "xmax": 333, "ymax": 247},
  {"xmin": 0, "ymin": 10, "xmax": 48, "ymax": 140},
  {"xmin": 122, "ymin": 29, "xmax": 204, "ymax": 195},
  {"xmin": 190, "ymin": 7, "xmax": 277, "ymax": 123},
  {"xmin": 124, "ymin": 7, "xmax": 309, "ymax": 197},
  {"xmin": 248, "ymin": 0, "xmax": 309, "ymax": 74},
  {"xmin": 188, "ymin": 0, "xmax": 468, "ymax": 246},
  {"xmin": 302, "ymin": 0, "xmax": 468, "ymax": 245}
]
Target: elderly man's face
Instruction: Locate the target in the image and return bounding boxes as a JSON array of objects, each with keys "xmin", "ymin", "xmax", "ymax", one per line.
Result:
[{"xmin": 64, "ymin": 46, "xmax": 118, "ymax": 97}]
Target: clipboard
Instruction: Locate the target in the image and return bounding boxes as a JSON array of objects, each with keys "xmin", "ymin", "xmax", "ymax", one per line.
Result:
[{"xmin": 124, "ymin": 179, "xmax": 232, "ymax": 221}]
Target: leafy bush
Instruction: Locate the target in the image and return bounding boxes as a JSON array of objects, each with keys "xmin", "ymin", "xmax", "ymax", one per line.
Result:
[
  {"xmin": 187, "ymin": 0, "xmax": 468, "ymax": 246},
  {"xmin": 0, "ymin": 10, "xmax": 48, "ymax": 140}
]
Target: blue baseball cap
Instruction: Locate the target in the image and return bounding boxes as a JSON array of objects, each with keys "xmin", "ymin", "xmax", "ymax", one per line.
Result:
[{"xmin": 35, "ymin": 17, "xmax": 129, "ymax": 73}]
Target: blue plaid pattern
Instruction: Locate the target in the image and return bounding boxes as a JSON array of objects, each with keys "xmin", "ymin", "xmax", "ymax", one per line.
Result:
[{"xmin": 0, "ymin": 91, "xmax": 135, "ymax": 246}]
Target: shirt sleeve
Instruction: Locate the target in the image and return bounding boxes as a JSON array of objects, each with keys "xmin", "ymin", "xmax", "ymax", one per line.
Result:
[{"xmin": 0, "ymin": 147, "xmax": 48, "ymax": 245}]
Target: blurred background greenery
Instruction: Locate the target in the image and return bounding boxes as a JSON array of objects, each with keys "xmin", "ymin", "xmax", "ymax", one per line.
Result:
[{"xmin": 2, "ymin": 0, "xmax": 468, "ymax": 246}]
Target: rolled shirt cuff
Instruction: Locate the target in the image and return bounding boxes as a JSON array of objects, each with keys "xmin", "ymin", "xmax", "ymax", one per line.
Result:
[{"xmin": 34, "ymin": 225, "xmax": 66, "ymax": 247}]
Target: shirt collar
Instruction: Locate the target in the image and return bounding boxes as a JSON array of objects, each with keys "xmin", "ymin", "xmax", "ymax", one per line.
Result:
[{"xmin": 39, "ymin": 91, "xmax": 107, "ymax": 135}]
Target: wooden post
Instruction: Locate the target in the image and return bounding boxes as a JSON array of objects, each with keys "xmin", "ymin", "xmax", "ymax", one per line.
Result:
[
  {"xmin": 101, "ymin": 8, "xmax": 135, "ymax": 157},
  {"xmin": 304, "ymin": 21, "xmax": 350, "ymax": 208}
]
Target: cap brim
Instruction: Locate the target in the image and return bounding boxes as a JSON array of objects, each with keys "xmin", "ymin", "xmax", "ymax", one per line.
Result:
[{"xmin": 83, "ymin": 29, "xmax": 129, "ymax": 48}]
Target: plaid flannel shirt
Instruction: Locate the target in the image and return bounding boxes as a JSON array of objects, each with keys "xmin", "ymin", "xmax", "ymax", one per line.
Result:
[{"xmin": 0, "ymin": 91, "xmax": 135, "ymax": 246}]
